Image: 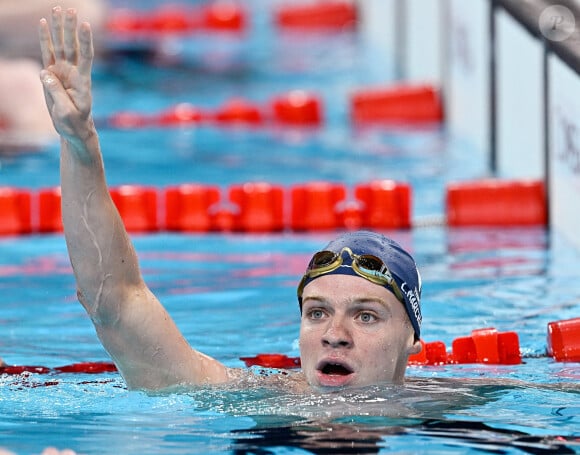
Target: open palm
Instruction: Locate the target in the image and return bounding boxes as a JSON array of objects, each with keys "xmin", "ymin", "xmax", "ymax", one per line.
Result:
[{"xmin": 39, "ymin": 7, "xmax": 94, "ymax": 148}]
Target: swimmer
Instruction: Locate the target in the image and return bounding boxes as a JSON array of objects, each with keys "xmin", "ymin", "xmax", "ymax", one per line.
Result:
[
  {"xmin": 0, "ymin": 448, "xmax": 77, "ymax": 455},
  {"xmin": 0, "ymin": 0, "xmax": 106, "ymax": 153},
  {"xmin": 38, "ymin": 6, "xmax": 422, "ymax": 392},
  {"xmin": 0, "ymin": 57, "xmax": 58, "ymax": 152},
  {"xmin": 0, "ymin": 0, "xmax": 106, "ymax": 60}
]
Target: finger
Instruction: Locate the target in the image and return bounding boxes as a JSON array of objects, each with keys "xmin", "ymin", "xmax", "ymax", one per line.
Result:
[
  {"xmin": 64, "ymin": 9, "xmax": 79, "ymax": 64},
  {"xmin": 77, "ymin": 22, "xmax": 94, "ymax": 78},
  {"xmin": 51, "ymin": 6, "xmax": 65, "ymax": 61},
  {"xmin": 39, "ymin": 18, "xmax": 55, "ymax": 68}
]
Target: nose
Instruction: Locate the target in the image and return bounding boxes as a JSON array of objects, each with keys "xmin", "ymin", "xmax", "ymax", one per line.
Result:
[{"xmin": 322, "ymin": 317, "xmax": 353, "ymax": 349}]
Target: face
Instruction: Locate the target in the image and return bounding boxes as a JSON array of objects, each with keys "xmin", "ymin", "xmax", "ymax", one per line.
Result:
[{"xmin": 299, "ymin": 274, "xmax": 421, "ymax": 390}]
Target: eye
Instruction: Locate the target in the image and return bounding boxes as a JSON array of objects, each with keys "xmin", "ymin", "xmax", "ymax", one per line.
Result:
[
  {"xmin": 357, "ymin": 311, "xmax": 377, "ymax": 323},
  {"xmin": 306, "ymin": 309, "xmax": 326, "ymax": 320}
]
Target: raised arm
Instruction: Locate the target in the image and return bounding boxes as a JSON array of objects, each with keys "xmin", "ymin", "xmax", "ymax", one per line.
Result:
[{"xmin": 38, "ymin": 7, "xmax": 230, "ymax": 390}]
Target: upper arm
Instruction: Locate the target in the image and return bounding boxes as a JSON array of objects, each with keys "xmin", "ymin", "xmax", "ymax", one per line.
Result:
[{"xmin": 92, "ymin": 281, "xmax": 231, "ymax": 390}]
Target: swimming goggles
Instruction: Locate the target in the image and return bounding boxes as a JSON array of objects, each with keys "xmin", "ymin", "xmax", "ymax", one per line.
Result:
[{"xmin": 297, "ymin": 246, "xmax": 405, "ymax": 304}]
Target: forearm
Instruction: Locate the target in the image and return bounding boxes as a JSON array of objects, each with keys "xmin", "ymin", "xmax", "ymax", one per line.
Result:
[{"xmin": 60, "ymin": 129, "xmax": 142, "ymax": 323}]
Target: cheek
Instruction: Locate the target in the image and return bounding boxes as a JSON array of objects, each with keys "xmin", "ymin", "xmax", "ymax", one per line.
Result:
[
  {"xmin": 298, "ymin": 326, "xmax": 315, "ymax": 356},
  {"xmin": 368, "ymin": 329, "xmax": 409, "ymax": 357}
]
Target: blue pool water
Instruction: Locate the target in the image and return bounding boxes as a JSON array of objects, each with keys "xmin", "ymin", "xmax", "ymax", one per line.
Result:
[{"xmin": 1, "ymin": 1, "xmax": 579, "ymax": 453}]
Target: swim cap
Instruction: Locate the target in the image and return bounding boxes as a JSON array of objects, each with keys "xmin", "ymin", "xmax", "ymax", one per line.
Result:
[{"xmin": 298, "ymin": 230, "xmax": 422, "ymax": 339}]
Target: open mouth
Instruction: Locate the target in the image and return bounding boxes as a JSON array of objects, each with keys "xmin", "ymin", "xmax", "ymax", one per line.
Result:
[{"xmin": 319, "ymin": 362, "xmax": 353, "ymax": 376}]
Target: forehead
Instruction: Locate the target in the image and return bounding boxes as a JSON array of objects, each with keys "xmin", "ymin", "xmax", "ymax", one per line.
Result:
[{"xmin": 301, "ymin": 274, "xmax": 400, "ymax": 306}]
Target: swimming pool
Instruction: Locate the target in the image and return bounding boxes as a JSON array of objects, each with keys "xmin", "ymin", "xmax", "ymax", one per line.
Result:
[{"xmin": 1, "ymin": 1, "xmax": 579, "ymax": 453}]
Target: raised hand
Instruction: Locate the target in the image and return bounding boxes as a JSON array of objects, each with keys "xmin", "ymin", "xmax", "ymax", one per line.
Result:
[{"xmin": 39, "ymin": 7, "xmax": 95, "ymax": 151}]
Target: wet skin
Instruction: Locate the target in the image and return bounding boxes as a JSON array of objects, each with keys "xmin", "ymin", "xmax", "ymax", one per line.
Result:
[{"xmin": 299, "ymin": 274, "xmax": 421, "ymax": 390}]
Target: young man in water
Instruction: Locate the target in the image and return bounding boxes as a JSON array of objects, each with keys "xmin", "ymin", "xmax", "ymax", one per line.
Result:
[{"xmin": 37, "ymin": 7, "xmax": 422, "ymax": 392}]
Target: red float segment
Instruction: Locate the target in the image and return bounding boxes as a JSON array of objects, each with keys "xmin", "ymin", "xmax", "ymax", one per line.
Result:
[
  {"xmin": 213, "ymin": 98, "xmax": 265, "ymax": 125},
  {"xmin": 407, "ymin": 340, "xmax": 448, "ymax": 366},
  {"xmin": 229, "ymin": 182, "xmax": 285, "ymax": 232},
  {"xmin": 0, "ymin": 365, "xmax": 51, "ymax": 375},
  {"xmin": 336, "ymin": 201, "xmax": 364, "ymax": 230},
  {"xmin": 38, "ymin": 187, "xmax": 63, "ymax": 233},
  {"xmin": 407, "ymin": 340, "xmax": 428, "ymax": 365},
  {"xmin": 54, "ymin": 362, "xmax": 118, "ymax": 374},
  {"xmin": 157, "ymin": 103, "xmax": 206, "ymax": 126},
  {"xmin": 547, "ymin": 317, "xmax": 580, "ymax": 362},
  {"xmin": 210, "ymin": 207, "xmax": 238, "ymax": 232},
  {"xmin": 107, "ymin": 2, "xmax": 246, "ymax": 35},
  {"xmin": 472, "ymin": 327, "xmax": 501, "ymax": 363},
  {"xmin": 271, "ymin": 91, "xmax": 323, "ymax": 126},
  {"xmin": 147, "ymin": 6, "xmax": 196, "ymax": 33},
  {"xmin": 110, "ymin": 185, "xmax": 159, "ymax": 233},
  {"xmin": 106, "ymin": 9, "xmax": 148, "ymax": 34},
  {"xmin": 240, "ymin": 354, "xmax": 301, "ymax": 369},
  {"xmin": 0, "ymin": 362, "xmax": 117, "ymax": 376},
  {"xmin": 0, "ymin": 187, "xmax": 32, "ymax": 236},
  {"xmin": 450, "ymin": 336, "xmax": 477, "ymax": 364},
  {"xmin": 425, "ymin": 341, "xmax": 449, "ymax": 365},
  {"xmin": 290, "ymin": 182, "xmax": 347, "ymax": 231},
  {"xmin": 165, "ymin": 184, "xmax": 221, "ymax": 232},
  {"xmin": 451, "ymin": 328, "xmax": 521, "ymax": 365},
  {"xmin": 275, "ymin": 1, "xmax": 358, "ymax": 30},
  {"xmin": 350, "ymin": 84, "xmax": 443, "ymax": 126},
  {"xmin": 108, "ymin": 111, "xmax": 152, "ymax": 129},
  {"xmin": 355, "ymin": 180, "xmax": 412, "ymax": 229},
  {"xmin": 497, "ymin": 331, "xmax": 522, "ymax": 365},
  {"xmin": 446, "ymin": 179, "xmax": 547, "ymax": 227},
  {"xmin": 202, "ymin": 0, "xmax": 246, "ymax": 32}
]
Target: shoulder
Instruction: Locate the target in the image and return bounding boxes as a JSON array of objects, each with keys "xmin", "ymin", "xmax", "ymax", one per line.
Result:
[{"xmin": 226, "ymin": 367, "xmax": 309, "ymax": 392}]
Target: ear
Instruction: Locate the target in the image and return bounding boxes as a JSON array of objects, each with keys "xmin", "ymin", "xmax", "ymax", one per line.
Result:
[{"xmin": 407, "ymin": 338, "xmax": 422, "ymax": 356}]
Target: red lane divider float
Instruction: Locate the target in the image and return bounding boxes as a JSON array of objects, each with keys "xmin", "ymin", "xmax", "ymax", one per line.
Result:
[
  {"xmin": 38, "ymin": 187, "xmax": 63, "ymax": 233},
  {"xmin": 407, "ymin": 340, "xmax": 448, "ymax": 366},
  {"xmin": 547, "ymin": 317, "xmax": 580, "ymax": 362},
  {"xmin": 107, "ymin": 1, "xmax": 247, "ymax": 37},
  {"xmin": 106, "ymin": 90, "xmax": 324, "ymax": 129},
  {"xmin": 291, "ymin": 182, "xmax": 347, "ymax": 231},
  {"xmin": 275, "ymin": 0, "xmax": 358, "ymax": 31},
  {"xmin": 0, "ymin": 180, "xmax": 409, "ymax": 235},
  {"xmin": 446, "ymin": 179, "xmax": 547, "ymax": 227},
  {"xmin": 290, "ymin": 181, "xmax": 412, "ymax": 231},
  {"xmin": 0, "ymin": 187, "xmax": 31, "ymax": 235},
  {"xmin": 1, "ymin": 178, "xmax": 552, "ymax": 235},
  {"xmin": 110, "ymin": 185, "xmax": 159, "ymax": 233},
  {"xmin": 240, "ymin": 354, "xmax": 301, "ymax": 369},
  {"xmin": 450, "ymin": 328, "xmax": 522, "ymax": 365},
  {"xmin": 355, "ymin": 181, "xmax": 412, "ymax": 229},
  {"xmin": 408, "ymin": 328, "xmax": 521, "ymax": 366},
  {"xmin": 350, "ymin": 84, "xmax": 444, "ymax": 126},
  {"xmin": 166, "ymin": 184, "xmax": 221, "ymax": 232},
  {"xmin": 107, "ymin": 0, "xmax": 357, "ymax": 38},
  {"xmin": 104, "ymin": 85, "xmax": 443, "ymax": 130},
  {"xmin": 0, "ymin": 362, "xmax": 117, "ymax": 376},
  {"xmin": 3, "ymin": 320, "xmax": 578, "ymax": 378},
  {"xmin": 271, "ymin": 90, "xmax": 323, "ymax": 126},
  {"xmin": 229, "ymin": 182, "xmax": 285, "ymax": 232},
  {"xmin": 409, "ymin": 321, "xmax": 578, "ymax": 367},
  {"xmin": 214, "ymin": 98, "xmax": 265, "ymax": 125}
]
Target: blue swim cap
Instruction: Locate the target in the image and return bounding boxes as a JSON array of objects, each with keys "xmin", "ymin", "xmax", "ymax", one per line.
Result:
[{"xmin": 298, "ymin": 230, "xmax": 422, "ymax": 339}]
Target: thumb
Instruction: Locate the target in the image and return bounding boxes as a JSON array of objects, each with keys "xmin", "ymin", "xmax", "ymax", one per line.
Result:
[
  {"xmin": 39, "ymin": 69, "xmax": 69, "ymax": 108},
  {"xmin": 40, "ymin": 70, "xmax": 55, "ymax": 102},
  {"xmin": 40, "ymin": 69, "xmax": 58, "ymax": 89}
]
